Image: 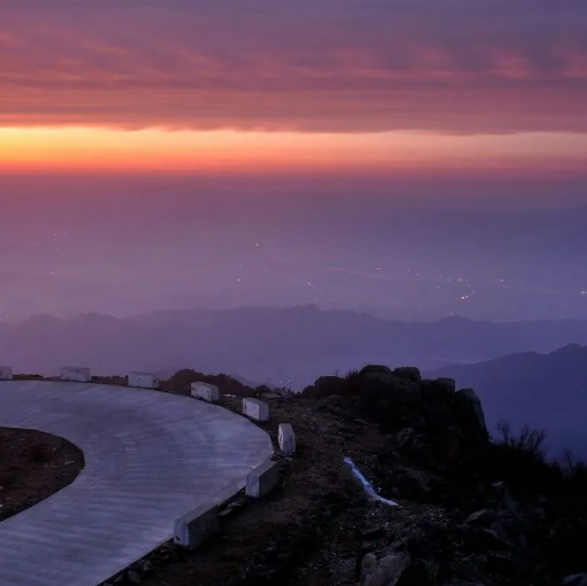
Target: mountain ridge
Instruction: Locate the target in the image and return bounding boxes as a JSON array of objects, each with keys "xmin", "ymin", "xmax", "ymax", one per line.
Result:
[
  {"xmin": 5, "ymin": 306, "xmax": 587, "ymax": 385},
  {"xmin": 427, "ymin": 343, "xmax": 587, "ymax": 457}
]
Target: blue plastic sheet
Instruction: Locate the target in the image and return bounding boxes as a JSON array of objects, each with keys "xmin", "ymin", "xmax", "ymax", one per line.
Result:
[{"xmin": 343, "ymin": 457, "xmax": 400, "ymax": 507}]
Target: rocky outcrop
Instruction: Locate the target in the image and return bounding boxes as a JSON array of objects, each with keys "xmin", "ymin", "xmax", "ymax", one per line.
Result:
[
  {"xmin": 392, "ymin": 367, "xmax": 421, "ymax": 383},
  {"xmin": 360, "ymin": 550, "xmax": 411, "ymax": 586},
  {"xmin": 358, "ymin": 365, "xmax": 396, "ymax": 385},
  {"xmin": 359, "ymin": 365, "xmax": 393, "ymax": 376},
  {"xmin": 305, "ymin": 365, "xmax": 489, "ymax": 472},
  {"xmin": 455, "ymin": 387, "xmax": 487, "ymax": 435}
]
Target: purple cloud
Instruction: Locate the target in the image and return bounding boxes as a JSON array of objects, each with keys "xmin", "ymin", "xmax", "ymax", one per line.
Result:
[{"xmin": 1, "ymin": 0, "xmax": 586, "ymax": 133}]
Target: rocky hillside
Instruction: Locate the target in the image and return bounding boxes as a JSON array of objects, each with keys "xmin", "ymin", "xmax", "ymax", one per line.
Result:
[{"xmin": 20, "ymin": 366, "xmax": 585, "ymax": 586}]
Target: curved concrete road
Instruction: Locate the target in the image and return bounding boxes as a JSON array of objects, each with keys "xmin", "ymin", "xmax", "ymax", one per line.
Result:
[{"xmin": 0, "ymin": 380, "xmax": 274, "ymax": 586}]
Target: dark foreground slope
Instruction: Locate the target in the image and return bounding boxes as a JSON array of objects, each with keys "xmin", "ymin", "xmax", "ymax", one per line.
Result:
[{"xmin": 84, "ymin": 367, "xmax": 587, "ymax": 586}]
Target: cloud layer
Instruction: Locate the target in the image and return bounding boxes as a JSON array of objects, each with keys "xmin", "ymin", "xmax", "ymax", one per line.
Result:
[{"xmin": 1, "ymin": 0, "xmax": 586, "ymax": 133}]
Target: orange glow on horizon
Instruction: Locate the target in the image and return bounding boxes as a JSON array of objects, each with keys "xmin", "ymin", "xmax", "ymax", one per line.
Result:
[{"xmin": 1, "ymin": 127, "xmax": 586, "ymax": 175}]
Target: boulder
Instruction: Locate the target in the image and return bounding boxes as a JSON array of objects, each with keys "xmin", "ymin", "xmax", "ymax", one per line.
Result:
[
  {"xmin": 361, "ymin": 550, "xmax": 411, "ymax": 586},
  {"xmin": 455, "ymin": 388, "xmax": 487, "ymax": 434},
  {"xmin": 464, "ymin": 509, "xmax": 497, "ymax": 527},
  {"xmin": 435, "ymin": 377, "xmax": 456, "ymax": 395},
  {"xmin": 392, "ymin": 367, "xmax": 421, "ymax": 383},
  {"xmin": 563, "ymin": 574, "xmax": 587, "ymax": 586},
  {"xmin": 359, "ymin": 365, "xmax": 399, "ymax": 385},
  {"xmin": 420, "ymin": 378, "xmax": 455, "ymax": 400},
  {"xmin": 361, "ymin": 553, "xmax": 378, "ymax": 581},
  {"xmin": 359, "ymin": 365, "xmax": 393, "ymax": 376},
  {"xmin": 361, "ymin": 372, "xmax": 397, "ymax": 386}
]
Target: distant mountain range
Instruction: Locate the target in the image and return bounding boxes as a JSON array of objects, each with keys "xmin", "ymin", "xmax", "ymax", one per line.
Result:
[
  {"xmin": 3, "ymin": 305, "xmax": 587, "ymax": 388},
  {"xmin": 428, "ymin": 344, "xmax": 587, "ymax": 458}
]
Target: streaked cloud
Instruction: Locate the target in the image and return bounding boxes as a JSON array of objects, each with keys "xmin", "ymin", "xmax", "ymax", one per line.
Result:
[{"xmin": 1, "ymin": 0, "xmax": 586, "ymax": 133}]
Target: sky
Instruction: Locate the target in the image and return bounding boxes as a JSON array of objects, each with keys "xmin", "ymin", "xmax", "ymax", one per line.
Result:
[
  {"xmin": 1, "ymin": 0, "xmax": 587, "ymax": 176},
  {"xmin": 3, "ymin": 1, "xmax": 587, "ymax": 458},
  {"xmin": 2, "ymin": 0, "xmax": 587, "ymax": 324}
]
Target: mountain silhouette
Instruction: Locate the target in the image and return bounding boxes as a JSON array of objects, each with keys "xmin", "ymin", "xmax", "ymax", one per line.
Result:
[
  {"xmin": 3, "ymin": 306, "xmax": 587, "ymax": 391},
  {"xmin": 428, "ymin": 344, "xmax": 587, "ymax": 457}
]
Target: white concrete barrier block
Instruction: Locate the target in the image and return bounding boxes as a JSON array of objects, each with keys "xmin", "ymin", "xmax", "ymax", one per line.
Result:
[
  {"xmin": 128, "ymin": 372, "xmax": 160, "ymax": 389},
  {"xmin": 0, "ymin": 366, "xmax": 13, "ymax": 380},
  {"xmin": 242, "ymin": 397, "xmax": 270, "ymax": 422},
  {"xmin": 191, "ymin": 381, "xmax": 220, "ymax": 403},
  {"xmin": 61, "ymin": 367, "xmax": 91, "ymax": 382},
  {"xmin": 278, "ymin": 423, "xmax": 296, "ymax": 456},
  {"xmin": 246, "ymin": 460, "xmax": 281, "ymax": 498},
  {"xmin": 173, "ymin": 502, "xmax": 220, "ymax": 550}
]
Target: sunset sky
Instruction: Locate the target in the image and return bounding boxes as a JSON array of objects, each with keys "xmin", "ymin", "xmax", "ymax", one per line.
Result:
[{"xmin": 1, "ymin": 0, "xmax": 586, "ymax": 176}]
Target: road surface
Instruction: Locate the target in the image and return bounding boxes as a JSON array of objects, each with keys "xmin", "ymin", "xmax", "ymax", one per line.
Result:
[{"xmin": 0, "ymin": 380, "xmax": 273, "ymax": 586}]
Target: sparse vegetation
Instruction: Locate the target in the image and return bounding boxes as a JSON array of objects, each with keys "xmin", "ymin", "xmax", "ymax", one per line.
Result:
[
  {"xmin": 496, "ymin": 419, "xmax": 547, "ymax": 456},
  {"xmin": 475, "ymin": 419, "xmax": 587, "ymax": 577},
  {"xmin": 485, "ymin": 418, "xmax": 587, "ymax": 500}
]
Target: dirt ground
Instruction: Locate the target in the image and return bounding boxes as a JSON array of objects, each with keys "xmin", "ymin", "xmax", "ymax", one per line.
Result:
[
  {"xmin": 133, "ymin": 395, "xmax": 477, "ymax": 586},
  {"xmin": 0, "ymin": 427, "xmax": 85, "ymax": 522}
]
